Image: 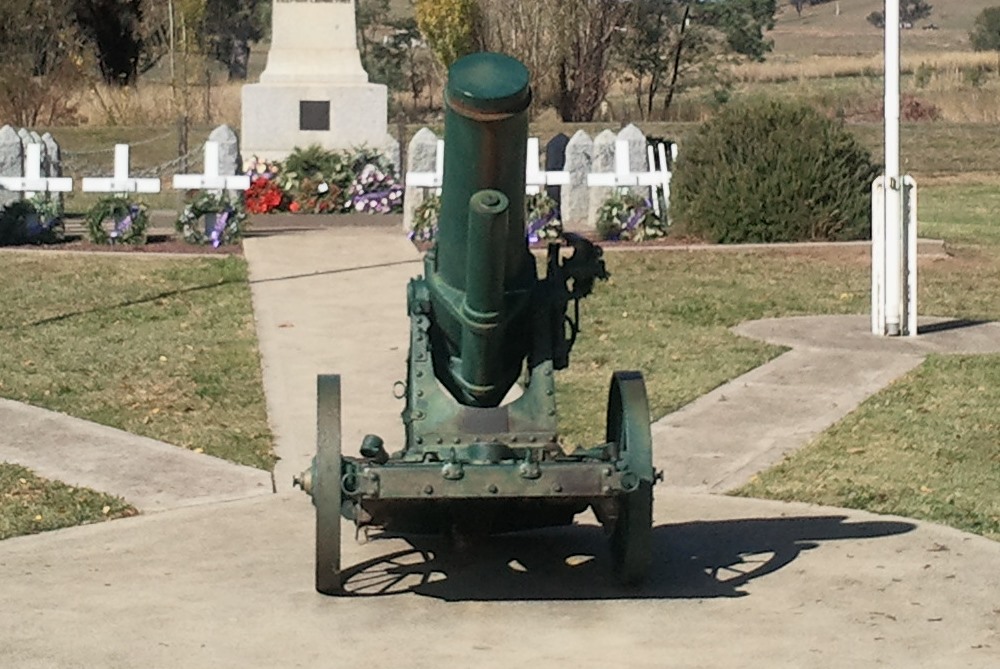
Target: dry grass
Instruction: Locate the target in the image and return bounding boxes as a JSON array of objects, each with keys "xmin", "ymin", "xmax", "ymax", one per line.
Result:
[
  {"xmin": 76, "ymin": 81, "xmax": 243, "ymax": 129},
  {"xmin": 770, "ymin": 0, "xmax": 999, "ymax": 56},
  {"xmin": 733, "ymin": 51, "xmax": 996, "ymax": 84}
]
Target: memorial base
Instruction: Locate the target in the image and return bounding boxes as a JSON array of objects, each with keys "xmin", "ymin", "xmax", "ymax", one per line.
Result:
[{"xmin": 241, "ymin": 82, "xmax": 390, "ymax": 162}]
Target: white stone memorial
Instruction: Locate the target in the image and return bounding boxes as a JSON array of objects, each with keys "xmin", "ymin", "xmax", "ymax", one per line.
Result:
[{"xmin": 241, "ymin": 0, "xmax": 391, "ymax": 161}]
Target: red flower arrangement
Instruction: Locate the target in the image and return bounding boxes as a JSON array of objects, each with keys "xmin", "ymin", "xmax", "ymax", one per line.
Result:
[{"xmin": 245, "ymin": 176, "xmax": 289, "ymax": 214}]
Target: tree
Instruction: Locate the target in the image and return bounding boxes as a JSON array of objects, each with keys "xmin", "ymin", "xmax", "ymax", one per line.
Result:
[
  {"xmin": 792, "ymin": 0, "xmax": 804, "ymax": 17},
  {"xmin": 357, "ymin": 0, "xmax": 433, "ymax": 108},
  {"xmin": 201, "ymin": 0, "xmax": 267, "ymax": 80},
  {"xmin": 554, "ymin": 0, "xmax": 632, "ymax": 122},
  {"xmin": 700, "ymin": 0, "xmax": 777, "ymax": 62},
  {"xmin": 867, "ymin": 1, "xmax": 933, "ymax": 30},
  {"xmin": 616, "ymin": 0, "xmax": 777, "ymax": 120},
  {"xmin": 866, "ymin": 11, "xmax": 885, "ymax": 29},
  {"xmin": 970, "ymin": 7, "xmax": 1000, "ymax": 52},
  {"xmin": 0, "ymin": 0, "xmax": 85, "ymax": 125},
  {"xmin": 475, "ymin": 0, "xmax": 563, "ymax": 105},
  {"xmin": 73, "ymin": 0, "xmax": 145, "ymax": 85},
  {"xmin": 971, "ymin": 6, "xmax": 1000, "ymax": 77},
  {"xmin": 617, "ymin": 2, "xmax": 710, "ymax": 120},
  {"xmin": 414, "ymin": 0, "xmax": 480, "ymax": 70}
]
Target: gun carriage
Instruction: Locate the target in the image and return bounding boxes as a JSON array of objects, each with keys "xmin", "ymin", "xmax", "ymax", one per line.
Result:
[{"xmin": 294, "ymin": 53, "xmax": 658, "ymax": 593}]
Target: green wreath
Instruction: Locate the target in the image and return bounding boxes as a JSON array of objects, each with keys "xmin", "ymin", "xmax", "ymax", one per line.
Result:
[
  {"xmin": 595, "ymin": 190, "xmax": 667, "ymax": 242},
  {"xmin": 85, "ymin": 196, "xmax": 149, "ymax": 245},
  {"xmin": 176, "ymin": 191, "xmax": 248, "ymax": 247}
]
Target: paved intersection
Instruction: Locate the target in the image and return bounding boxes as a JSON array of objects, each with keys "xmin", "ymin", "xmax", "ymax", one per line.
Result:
[{"xmin": 1, "ymin": 229, "xmax": 998, "ymax": 668}]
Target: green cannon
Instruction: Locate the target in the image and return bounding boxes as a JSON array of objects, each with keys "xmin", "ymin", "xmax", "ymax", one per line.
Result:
[{"xmin": 295, "ymin": 52, "xmax": 658, "ymax": 593}]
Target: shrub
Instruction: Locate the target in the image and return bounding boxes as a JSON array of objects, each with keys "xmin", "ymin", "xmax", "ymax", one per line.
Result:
[
  {"xmin": 671, "ymin": 99, "xmax": 880, "ymax": 243},
  {"xmin": 914, "ymin": 61, "xmax": 934, "ymax": 88},
  {"xmin": 962, "ymin": 65, "xmax": 988, "ymax": 88}
]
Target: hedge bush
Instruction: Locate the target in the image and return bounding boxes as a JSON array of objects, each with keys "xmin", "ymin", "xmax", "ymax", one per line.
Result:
[{"xmin": 672, "ymin": 99, "xmax": 880, "ymax": 244}]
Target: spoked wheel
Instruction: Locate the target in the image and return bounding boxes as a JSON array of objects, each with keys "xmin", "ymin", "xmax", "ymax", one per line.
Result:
[
  {"xmin": 315, "ymin": 374, "xmax": 343, "ymax": 595},
  {"xmin": 606, "ymin": 371, "xmax": 655, "ymax": 586}
]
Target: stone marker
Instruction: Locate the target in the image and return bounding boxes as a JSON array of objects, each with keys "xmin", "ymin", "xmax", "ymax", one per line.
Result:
[
  {"xmin": 208, "ymin": 125, "xmax": 241, "ymax": 177},
  {"xmin": 0, "ymin": 143, "xmax": 72, "ymax": 199},
  {"xmin": 588, "ymin": 129, "xmax": 617, "ymax": 228},
  {"xmin": 561, "ymin": 130, "xmax": 592, "ymax": 231},
  {"xmin": 241, "ymin": 0, "xmax": 391, "ymax": 161},
  {"xmin": 41, "ymin": 133, "xmax": 64, "ymax": 212},
  {"xmin": 384, "ymin": 136, "xmax": 401, "ymax": 177},
  {"xmin": 544, "ymin": 133, "xmax": 569, "ymax": 205},
  {"xmin": 403, "ymin": 127, "xmax": 440, "ymax": 231},
  {"xmin": 0, "ymin": 125, "xmax": 25, "ymax": 209},
  {"xmin": 40, "ymin": 133, "xmax": 56, "ymax": 175},
  {"xmin": 618, "ymin": 123, "xmax": 649, "ymax": 200}
]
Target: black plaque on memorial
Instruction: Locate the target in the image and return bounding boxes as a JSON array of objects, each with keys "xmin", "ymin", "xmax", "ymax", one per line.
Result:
[{"xmin": 300, "ymin": 101, "xmax": 331, "ymax": 131}]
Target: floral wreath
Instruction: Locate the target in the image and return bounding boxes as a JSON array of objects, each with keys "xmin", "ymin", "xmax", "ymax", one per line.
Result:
[
  {"xmin": 595, "ymin": 190, "xmax": 667, "ymax": 242},
  {"xmin": 526, "ymin": 191, "xmax": 564, "ymax": 243},
  {"xmin": 408, "ymin": 191, "xmax": 567, "ymax": 247},
  {"xmin": 408, "ymin": 193, "xmax": 440, "ymax": 244},
  {"xmin": 0, "ymin": 196, "xmax": 64, "ymax": 245},
  {"xmin": 85, "ymin": 195, "xmax": 148, "ymax": 245},
  {"xmin": 175, "ymin": 191, "xmax": 248, "ymax": 247}
]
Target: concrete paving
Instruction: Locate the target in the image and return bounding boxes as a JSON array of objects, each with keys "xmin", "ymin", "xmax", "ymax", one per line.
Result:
[
  {"xmin": 659, "ymin": 315, "xmax": 1000, "ymax": 492},
  {"xmin": 242, "ymin": 227, "xmax": 421, "ymax": 490},
  {"xmin": 0, "ymin": 399, "xmax": 272, "ymax": 512},
  {"xmin": 2, "ymin": 227, "xmax": 999, "ymax": 667}
]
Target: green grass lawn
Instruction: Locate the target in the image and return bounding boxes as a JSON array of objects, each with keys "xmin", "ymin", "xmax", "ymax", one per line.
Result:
[
  {"xmin": 0, "ymin": 253, "xmax": 273, "ymax": 470},
  {"xmin": 3, "ymin": 178, "xmax": 998, "ymax": 543},
  {"xmin": 0, "ymin": 463, "xmax": 136, "ymax": 541},
  {"xmin": 556, "ymin": 179, "xmax": 1000, "ymax": 541},
  {"xmin": 734, "ymin": 354, "xmax": 1000, "ymax": 540},
  {"xmin": 0, "ymin": 251, "xmax": 273, "ymax": 539},
  {"xmin": 729, "ymin": 182, "xmax": 1000, "ymax": 538}
]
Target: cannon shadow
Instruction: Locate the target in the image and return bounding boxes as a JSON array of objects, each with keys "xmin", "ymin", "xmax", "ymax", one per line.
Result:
[{"xmin": 337, "ymin": 514, "xmax": 915, "ymax": 601}]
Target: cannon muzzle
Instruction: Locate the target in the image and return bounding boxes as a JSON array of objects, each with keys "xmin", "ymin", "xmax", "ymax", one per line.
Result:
[{"xmin": 423, "ymin": 53, "xmax": 535, "ymax": 407}]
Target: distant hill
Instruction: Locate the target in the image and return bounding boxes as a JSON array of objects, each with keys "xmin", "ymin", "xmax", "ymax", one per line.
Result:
[{"xmin": 771, "ymin": 0, "xmax": 996, "ymax": 56}]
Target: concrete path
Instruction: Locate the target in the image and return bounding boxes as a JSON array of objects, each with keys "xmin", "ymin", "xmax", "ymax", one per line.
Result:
[
  {"xmin": 242, "ymin": 227, "xmax": 421, "ymax": 490},
  {"xmin": 2, "ymin": 227, "xmax": 999, "ymax": 667},
  {"xmin": 659, "ymin": 315, "xmax": 1000, "ymax": 492},
  {"xmin": 0, "ymin": 399, "xmax": 272, "ymax": 512}
]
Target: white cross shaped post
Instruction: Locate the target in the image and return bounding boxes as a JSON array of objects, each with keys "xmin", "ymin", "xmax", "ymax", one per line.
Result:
[
  {"xmin": 172, "ymin": 142, "xmax": 251, "ymax": 194},
  {"xmin": 81, "ymin": 144, "xmax": 161, "ymax": 195},
  {"xmin": 404, "ymin": 140, "xmax": 445, "ymax": 192},
  {"xmin": 644, "ymin": 142, "xmax": 676, "ymax": 218},
  {"xmin": 0, "ymin": 143, "xmax": 73, "ymax": 199},
  {"xmin": 588, "ymin": 140, "xmax": 671, "ymax": 214},
  {"xmin": 525, "ymin": 137, "xmax": 570, "ymax": 195}
]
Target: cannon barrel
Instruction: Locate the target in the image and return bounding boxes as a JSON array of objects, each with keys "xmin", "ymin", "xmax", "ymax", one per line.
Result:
[{"xmin": 424, "ymin": 53, "xmax": 536, "ymax": 407}]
